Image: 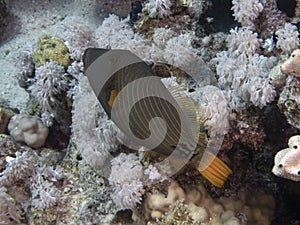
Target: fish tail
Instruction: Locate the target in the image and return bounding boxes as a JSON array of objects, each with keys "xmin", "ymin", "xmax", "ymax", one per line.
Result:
[{"xmin": 191, "ymin": 152, "xmax": 232, "ymax": 188}]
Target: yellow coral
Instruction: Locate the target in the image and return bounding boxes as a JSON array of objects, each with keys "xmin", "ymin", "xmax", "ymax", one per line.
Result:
[{"xmin": 33, "ymin": 35, "xmax": 70, "ymax": 68}]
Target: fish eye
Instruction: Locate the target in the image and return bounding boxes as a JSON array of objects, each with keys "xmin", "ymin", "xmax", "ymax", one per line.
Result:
[
  {"xmin": 278, "ymin": 164, "xmax": 283, "ymax": 168},
  {"xmin": 293, "ymin": 145, "xmax": 298, "ymax": 149},
  {"xmin": 298, "ymin": 171, "xmax": 300, "ymax": 175},
  {"xmin": 292, "ymin": 54, "xmax": 295, "ymax": 58}
]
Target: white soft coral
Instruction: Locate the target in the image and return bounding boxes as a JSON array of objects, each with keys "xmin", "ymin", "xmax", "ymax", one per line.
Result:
[
  {"xmin": 144, "ymin": 0, "xmax": 172, "ymax": 18},
  {"xmin": 275, "ymin": 23, "xmax": 299, "ymax": 55},
  {"xmin": 231, "ymin": 0, "xmax": 263, "ymax": 28}
]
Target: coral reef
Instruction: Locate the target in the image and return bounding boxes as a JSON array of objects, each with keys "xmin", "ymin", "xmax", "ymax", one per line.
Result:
[
  {"xmin": 231, "ymin": 0, "xmax": 263, "ymax": 28},
  {"xmin": 275, "ymin": 23, "xmax": 299, "ymax": 55},
  {"xmin": 213, "ymin": 27, "xmax": 277, "ymax": 110},
  {"xmin": 62, "ymin": 16, "xmax": 95, "ymax": 62},
  {"xmin": 71, "ymin": 75, "xmax": 121, "ymax": 171},
  {"xmin": 257, "ymin": 0, "xmax": 290, "ymax": 39},
  {"xmin": 0, "ymin": 132, "xmax": 118, "ymax": 224},
  {"xmin": 224, "ymin": 107, "xmax": 266, "ymax": 151},
  {"xmin": 273, "ymin": 135, "xmax": 300, "ymax": 181},
  {"xmin": 268, "ymin": 64, "xmax": 287, "ymax": 90},
  {"xmin": 27, "ymin": 60, "xmax": 69, "ymax": 127},
  {"xmin": 32, "ymin": 35, "xmax": 70, "ymax": 68},
  {"xmin": 143, "ymin": 181, "xmax": 275, "ymax": 225},
  {"xmin": 1, "ymin": 0, "xmax": 300, "ymax": 224},
  {"xmin": 281, "ymin": 49, "xmax": 300, "ymax": 77},
  {"xmin": 109, "ymin": 153, "xmax": 145, "ymax": 210},
  {"xmin": 277, "ymin": 76, "xmax": 300, "ymax": 130},
  {"xmin": 0, "ymin": 150, "xmax": 37, "ymax": 187},
  {"xmin": 17, "ymin": 49, "xmax": 35, "ymax": 89},
  {"xmin": 188, "ymin": 85, "xmax": 230, "ymax": 137},
  {"xmin": 95, "ymin": 0, "xmax": 131, "ymax": 18},
  {"xmin": 0, "ymin": 187, "xmax": 25, "ymax": 225},
  {"xmin": 144, "ymin": 0, "xmax": 172, "ymax": 19},
  {"xmin": 0, "ymin": 106, "xmax": 16, "ymax": 133},
  {"xmin": 7, "ymin": 114, "xmax": 49, "ymax": 148}
]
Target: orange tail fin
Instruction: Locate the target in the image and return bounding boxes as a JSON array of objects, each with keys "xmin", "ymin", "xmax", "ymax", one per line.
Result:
[{"xmin": 191, "ymin": 152, "xmax": 232, "ymax": 188}]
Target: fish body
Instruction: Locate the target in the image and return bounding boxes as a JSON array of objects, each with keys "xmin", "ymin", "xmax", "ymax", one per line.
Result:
[{"xmin": 83, "ymin": 48, "xmax": 232, "ymax": 187}]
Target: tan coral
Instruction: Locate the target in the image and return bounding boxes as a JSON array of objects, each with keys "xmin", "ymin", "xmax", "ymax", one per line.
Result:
[
  {"xmin": 142, "ymin": 180, "xmax": 275, "ymax": 225},
  {"xmin": 272, "ymin": 135, "xmax": 300, "ymax": 181},
  {"xmin": 280, "ymin": 49, "xmax": 300, "ymax": 77},
  {"xmin": 292, "ymin": 0, "xmax": 300, "ymax": 23}
]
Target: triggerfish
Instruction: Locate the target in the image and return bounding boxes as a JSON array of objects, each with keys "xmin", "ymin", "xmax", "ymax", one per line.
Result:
[{"xmin": 83, "ymin": 48, "xmax": 232, "ymax": 187}]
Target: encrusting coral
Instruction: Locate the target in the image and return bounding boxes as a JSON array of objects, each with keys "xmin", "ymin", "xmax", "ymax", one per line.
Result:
[
  {"xmin": 280, "ymin": 49, "xmax": 300, "ymax": 77},
  {"xmin": 7, "ymin": 114, "xmax": 49, "ymax": 149},
  {"xmin": 272, "ymin": 135, "xmax": 300, "ymax": 181},
  {"xmin": 277, "ymin": 76, "xmax": 300, "ymax": 130},
  {"xmin": 268, "ymin": 64, "xmax": 287, "ymax": 90},
  {"xmin": 32, "ymin": 35, "xmax": 70, "ymax": 68},
  {"xmin": 143, "ymin": 180, "xmax": 275, "ymax": 225}
]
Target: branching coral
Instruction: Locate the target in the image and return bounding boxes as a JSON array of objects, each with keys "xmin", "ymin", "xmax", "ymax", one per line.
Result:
[
  {"xmin": 226, "ymin": 27, "xmax": 259, "ymax": 60},
  {"xmin": 258, "ymin": 0, "xmax": 290, "ymax": 39},
  {"xmin": 163, "ymin": 34, "xmax": 197, "ymax": 70}
]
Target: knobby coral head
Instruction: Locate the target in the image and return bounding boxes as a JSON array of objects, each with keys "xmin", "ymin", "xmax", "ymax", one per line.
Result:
[
  {"xmin": 272, "ymin": 135, "xmax": 300, "ymax": 181},
  {"xmin": 281, "ymin": 49, "xmax": 300, "ymax": 77}
]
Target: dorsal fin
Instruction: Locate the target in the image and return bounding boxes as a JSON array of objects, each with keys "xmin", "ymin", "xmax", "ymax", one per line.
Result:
[{"xmin": 167, "ymin": 85, "xmax": 200, "ymax": 141}]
